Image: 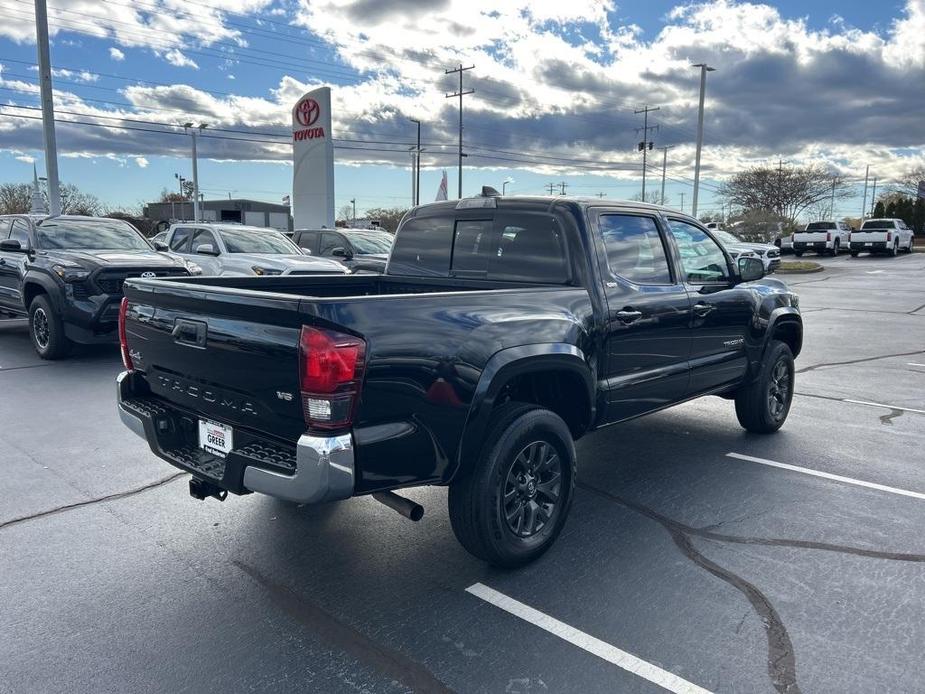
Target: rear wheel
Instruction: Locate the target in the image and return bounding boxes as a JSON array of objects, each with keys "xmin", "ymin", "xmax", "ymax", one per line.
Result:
[
  {"xmin": 448, "ymin": 402, "xmax": 576, "ymax": 568},
  {"xmin": 794, "ymin": 250, "xmax": 804, "ymax": 258},
  {"xmin": 831, "ymin": 240, "xmax": 840, "ymax": 256},
  {"xmin": 849, "ymin": 250, "xmax": 859, "ymax": 257},
  {"xmin": 889, "ymin": 241, "xmax": 898, "ymax": 257},
  {"xmin": 28, "ymin": 295, "xmax": 72, "ymax": 360},
  {"xmin": 734, "ymin": 340, "xmax": 794, "ymax": 434}
]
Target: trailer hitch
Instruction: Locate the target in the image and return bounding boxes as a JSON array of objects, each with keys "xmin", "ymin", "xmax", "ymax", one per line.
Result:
[{"xmin": 189, "ymin": 477, "xmax": 228, "ymax": 502}]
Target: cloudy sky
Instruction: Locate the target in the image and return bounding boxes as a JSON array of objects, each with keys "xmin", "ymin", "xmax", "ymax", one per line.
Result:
[{"xmin": 0, "ymin": 0, "xmax": 923, "ymax": 217}]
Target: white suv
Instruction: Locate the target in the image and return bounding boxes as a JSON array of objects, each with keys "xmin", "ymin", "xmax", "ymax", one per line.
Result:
[
  {"xmin": 793, "ymin": 221, "xmax": 851, "ymax": 257},
  {"xmin": 849, "ymin": 219, "xmax": 915, "ymax": 257},
  {"xmin": 163, "ymin": 223, "xmax": 349, "ymax": 276}
]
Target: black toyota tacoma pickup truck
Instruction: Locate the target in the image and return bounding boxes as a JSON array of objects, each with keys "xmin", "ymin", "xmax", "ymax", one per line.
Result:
[
  {"xmin": 0, "ymin": 214, "xmax": 193, "ymax": 359},
  {"xmin": 117, "ymin": 195, "xmax": 802, "ymax": 567}
]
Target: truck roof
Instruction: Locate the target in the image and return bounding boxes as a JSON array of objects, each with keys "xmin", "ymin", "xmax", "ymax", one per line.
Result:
[{"xmin": 407, "ymin": 195, "xmax": 688, "ymax": 219}]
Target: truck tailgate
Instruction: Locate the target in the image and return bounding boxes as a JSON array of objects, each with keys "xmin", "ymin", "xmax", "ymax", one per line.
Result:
[{"xmin": 123, "ymin": 280, "xmax": 310, "ymax": 443}]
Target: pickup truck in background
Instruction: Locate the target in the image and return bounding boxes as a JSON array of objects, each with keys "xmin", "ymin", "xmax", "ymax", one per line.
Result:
[
  {"xmin": 849, "ymin": 218, "xmax": 916, "ymax": 257},
  {"xmin": 793, "ymin": 220, "xmax": 852, "ymax": 256},
  {"xmin": 117, "ymin": 194, "xmax": 802, "ymax": 567}
]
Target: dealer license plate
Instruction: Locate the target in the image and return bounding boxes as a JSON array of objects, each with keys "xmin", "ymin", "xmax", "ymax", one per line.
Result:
[{"xmin": 199, "ymin": 419, "xmax": 233, "ymax": 457}]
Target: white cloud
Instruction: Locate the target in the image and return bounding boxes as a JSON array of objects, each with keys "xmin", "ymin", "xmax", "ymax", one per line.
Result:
[
  {"xmin": 15, "ymin": 153, "xmax": 35, "ymax": 164},
  {"xmin": 163, "ymin": 49, "xmax": 199, "ymax": 69},
  {"xmin": 135, "ymin": 156, "xmax": 149, "ymax": 168},
  {"xmin": 110, "ymin": 47, "xmax": 125, "ymax": 61}
]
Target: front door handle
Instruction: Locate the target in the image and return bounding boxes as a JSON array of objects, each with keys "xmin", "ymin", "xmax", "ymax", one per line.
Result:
[
  {"xmin": 615, "ymin": 309, "xmax": 643, "ymax": 324},
  {"xmin": 693, "ymin": 302, "xmax": 714, "ymax": 317}
]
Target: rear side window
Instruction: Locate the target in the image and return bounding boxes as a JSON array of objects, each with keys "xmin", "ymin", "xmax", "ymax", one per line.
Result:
[
  {"xmin": 295, "ymin": 231, "xmax": 318, "ymax": 254},
  {"xmin": 490, "ymin": 216, "xmax": 569, "ymax": 284},
  {"xmin": 169, "ymin": 227, "xmax": 193, "ymax": 252},
  {"xmin": 388, "ymin": 216, "xmax": 453, "ymax": 277},
  {"xmin": 599, "ymin": 214, "xmax": 672, "ymax": 284},
  {"xmin": 191, "ymin": 228, "xmax": 217, "ymax": 253}
]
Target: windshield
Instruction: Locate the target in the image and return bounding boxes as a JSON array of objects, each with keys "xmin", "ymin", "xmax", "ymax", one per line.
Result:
[
  {"xmin": 35, "ymin": 219, "xmax": 151, "ymax": 250},
  {"xmin": 712, "ymin": 229, "xmax": 741, "ymax": 245},
  {"xmin": 220, "ymin": 228, "xmax": 301, "ymax": 254},
  {"xmin": 860, "ymin": 220, "xmax": 894, "ymax": 230},
  {"xmin": 806, "ymin": 222, "xmax": 836, "ymax": 230},
  {"xmin": 349, "ymin": 232, "xmax": 393, "ymax": 254}
]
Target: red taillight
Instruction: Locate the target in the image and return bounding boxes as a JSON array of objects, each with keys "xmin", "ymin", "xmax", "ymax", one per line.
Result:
[
  {"xmin": 299, "ymin": 326, "xmax": 366, "ymax": 430},
  {"xmin": 887, "ymin": 232, "xmax": 892, "ymax": 242},
  {"xmin": 826, "ymin": 232, "xmax": 831, "ymax": 242},
  {"xmin": 118, "ymin": 297, "xmax": 133, "ymax": 371}
]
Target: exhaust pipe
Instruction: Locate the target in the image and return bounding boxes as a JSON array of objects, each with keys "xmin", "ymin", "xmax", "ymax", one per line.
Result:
[{"xmin": 373, "ymin": 491, "xmax": 424, "ymax": 521}]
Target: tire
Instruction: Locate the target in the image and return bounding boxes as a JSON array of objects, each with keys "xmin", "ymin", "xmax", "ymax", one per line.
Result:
[
  {"xmin": 28, "ymin": 294, "xmax": 72, "ymax": 360},
  {"xmin": 849, "ymin": 251, "xmax": 859, "ymax": 257},
  {"xmin": 793, "ymin": 250, "xmax": 804, "ymax": 258},
  {"xmin": 830, "ymin": 240, "xmax": 840, "ymax": 256},
  {"xmin": 904, "ymin": 239, "xmax": 914, "ymax": 253},
  {"xmin": 734, "ymin": 340, "xmax": 794, "ymax": 434},
  {"xmin": 448, "ymin": 402, "xmax": 576, "ymax": 568},
  {"xmin": 889, "ymin": 241, "xmax": 898, "ymax": 257}
]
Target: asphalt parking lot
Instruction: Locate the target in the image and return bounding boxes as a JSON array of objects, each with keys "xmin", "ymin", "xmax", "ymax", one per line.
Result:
[{"xmin": 2, "ymin": 252, "xmax": 924, "ymax": 694}]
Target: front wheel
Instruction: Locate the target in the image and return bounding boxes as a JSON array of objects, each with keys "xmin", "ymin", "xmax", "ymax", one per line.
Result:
[
  {"xmin": 849, "ymin": 250, "xmax": 859, "ymax": 257},
  {"xmin": 794, "ymin": 250, "xmax": 804, "ymax": 258},
  {"xmin": 448, "ymin": 402, "xmax": 576, "ymax": 568},
  {"xmin": 29, "ymin": 295, "xmax": 72, "ymax": 360},
  {"xmin": 734, "ymin": 340, "xmax": 794, "ymax": 434}
]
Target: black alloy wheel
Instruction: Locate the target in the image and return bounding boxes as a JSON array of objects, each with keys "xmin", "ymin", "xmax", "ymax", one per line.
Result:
[{"xmin": 502, "ymin": 441, "xmax": 562, "ymax": 539}]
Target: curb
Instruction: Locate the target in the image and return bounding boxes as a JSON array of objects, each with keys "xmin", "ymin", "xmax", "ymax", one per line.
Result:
[{"xmin": 775, "ymin": 263, "xmax": 825, "ymax": 274}]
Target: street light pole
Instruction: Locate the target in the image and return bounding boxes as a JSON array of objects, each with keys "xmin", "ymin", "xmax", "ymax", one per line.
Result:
[
  {"xmin": 350, "ymin": 198, "xmax": 356, "ymax": 227},
  {"xmin": 34, "ymin": 0, "xmax": 61, "ymax": 215},
  {"xmin": 658, "ymin": 145, "xmax": 674, "ymax": 205},
  {"xmin": 184, "ymin": 123, "xmax": 206, "ymax": 222},
  {"xmin": 691, "ymin": 63, "xmax": 716, "ymax": 218},
  {"xmin": 409, "ymin": 119, "xmax": 421, "ymax": 206}
]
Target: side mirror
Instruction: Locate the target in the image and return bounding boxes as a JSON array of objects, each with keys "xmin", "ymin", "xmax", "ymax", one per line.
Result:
[
  {"xmin": 738, "ymin": 256, "xmax": 765, "ymax": 282},
  {"xmin": 331, "ymin": 246, "xmax": 352, "ymax": 259},
  {"xmin": 194, "ymin": 243, "xmax": 219, "ymax": 256},
  {"xmin": 0, "ymin": 239, "xmax": 26, "ymax": 252},
  {"xmin": 154, "ymin": 241, "xmax": 169, "ymax": 251}
]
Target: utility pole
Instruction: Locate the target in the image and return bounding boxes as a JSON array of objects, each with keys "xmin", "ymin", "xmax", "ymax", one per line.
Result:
[
  {"xmin": 34, "ymin": 0, "xmax": 61, "ymax": 215},
  {"xmin": 350, "ymin": 198, "xmax": 356, "ymax": 226},
  {"xmin": 634, "ymin": 105, "xmax": 660, "ymax": 200},
  {"xmin": 691, "ymin": 63, "xmax": 716, "ymax": 217},
  {"xmin": 680, "ymin": 192, "xmax": 685, "ymax": 213},
  {"xmin": 597, "ymin": 192, "xmax": 606, "ymax": 198},
  {"xmin": 559, "ymin": 181, "xmax": 568, "ymax": 196},
  {"xmin": 546, "ymin": 182, "xmax": 557, "ymax": 195},
  {"xmin": 409, "ymin": 119, "xmax": 421, "ymax": 205},
  {"xmin": 870, "ymin": 177, "xmax": 878, "ymax": 216},
  {"xmin": 860, "ymin": 165, "xmax": 870, "ymax": 221},
  {"xmin": 445, "ymin": 64, "xmax": 474, "ymax": 199},
  {"xmin": 830, "ymin": 176, "xmax": 837, "ymax": 219},
  {"xmin": 184, "ymin": 123, "xmax": 206, "ymax": 222},
  {"xmin": 658, "ymin": 145, "xmax": 674, "ymax": 205}
]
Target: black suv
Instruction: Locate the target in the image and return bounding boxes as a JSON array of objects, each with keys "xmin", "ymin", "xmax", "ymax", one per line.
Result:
[
  {"xmin": 291, "ymin": 228, "xmax": 393, "ymax": 272},
  {"xmin": 0, "ymin": 214, "xmax": 192, "ymax": 359}
]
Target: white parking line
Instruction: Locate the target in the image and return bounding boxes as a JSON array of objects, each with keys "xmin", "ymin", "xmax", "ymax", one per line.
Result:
[
  {"xmin": 466, "ymin": 583, "xmax": 713, "ymax": 694},
  {"xmin": 726, "ymin": 453, "xmax": 925, "ymax": 501},
  {"xmin": 843, "ymin": 398, "xmax": 925, "ymax": 415},
  {"xmin": 907, "ymin": 363, "xmax": 925, "ymax": 368}
]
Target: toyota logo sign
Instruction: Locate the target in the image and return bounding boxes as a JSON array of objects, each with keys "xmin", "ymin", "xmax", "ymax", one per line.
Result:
[
  {"xmin": 140, "ymin": 272, "xmax": 157, "ymax": 278},
  {"xmin": 295, "ymin": 98, "xmax": 320, "ymax": 127}
]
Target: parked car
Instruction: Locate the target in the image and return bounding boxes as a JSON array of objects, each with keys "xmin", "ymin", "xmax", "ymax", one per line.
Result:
[
  {"xmin": 711, "ymin": 229, "xmax": 781, "ymax": 273},
  {"xmin": 292, "ymin": 228, "xmax": 394, "ymax": 273},
  {"xmin": 793, "ymin": 221, "xmax": 851, "ymax": 256},
  {"xmin": 163, "ymin": 223, "xmax": 350, "ymax": 276},
  {"xmin": 849, "ymin": 219, "xmax": 915, "ymax": 257},
  {"xmin": 117, "ymin": 195, "xmax": 802, "ymax": 567},
  {"xmin": 0, "ymin": 214, "xmax": 194, "ymax": 359}
]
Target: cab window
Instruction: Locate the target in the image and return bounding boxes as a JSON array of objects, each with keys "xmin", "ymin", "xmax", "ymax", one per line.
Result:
[
  {"xmin": 320, "ymin": 232, "xmax": 345, "ymax": 256},
  {"xmin": 169, "ymin": 227, "xmax": 194, "ymax": 252},
  {"xmin": 9, "ymin": 219, "xmax": 31, "ymax": 247},
  {"xmin": 599, "ymin": 214, "xmax": 672, "ymax": 285},
  {"xmin": 666, "ymin": 219, "xmax": 731, "ymax": 284}
]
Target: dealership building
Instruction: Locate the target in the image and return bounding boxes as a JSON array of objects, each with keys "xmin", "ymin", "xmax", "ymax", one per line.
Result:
[{"xmin": 143, "ymin": 198, "xmax": 293, "ymax": 232}]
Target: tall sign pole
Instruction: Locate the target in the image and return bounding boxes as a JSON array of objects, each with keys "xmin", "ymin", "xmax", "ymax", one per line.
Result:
[
  {"xmin": 635, "ymin": 105, "xmax": 660, "ymax": 200},
  {"xmin": 291, "ymin": 87, "xmax": 335, "ymax": 228},
  {"xmin": 34, "ymin": 0, "xmax": 60, "ymax": 215},
  {"xmin": 691, "ymin": 63, "xmax": 716, "ymax": 218},
  {"xmin": 859, "ymin": 165, "xmax": 869, "ymax": 221}
]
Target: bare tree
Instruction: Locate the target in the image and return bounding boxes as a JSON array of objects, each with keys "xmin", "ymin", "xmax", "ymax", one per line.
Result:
[
  {"xmin": 59, "ymin": 183, "xmax": 102, "ymax": 216},
  {"xmin": 894, "ymin": 166, "xmax": 925, "ymax": 198},
  {"xmin": 720, "ymin": 164, "xmax": 852, "ymax": 224},
  {"xmin": 0, "ymin": 183, "xmax": 33, "ymax": 214},
  {"xmin": 363, "ymin": 207, "xmax": 408, "ymax": 233},
  {"xmin": 336, "ymin": 203, "xmax": 355, "ymax": 224}
]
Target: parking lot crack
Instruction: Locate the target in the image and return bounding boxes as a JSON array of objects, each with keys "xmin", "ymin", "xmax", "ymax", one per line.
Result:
[
  {"xmin": 797, "ymin": 349, "xmax": 925, "ymax": 373},
  {"xmin": 233, "ymin": 560, "xmax": 453, "ymax": 694},
  {"xmin": 879, "ymin": 408, "xmax": 904, "ymax": 426},
  {"xmin": 577, "ymin": 481, "xmax": 800, "ymax": 693},
  {"xmin": 0, "ymin": 472, "xmax": 186, "ymax": 532}
]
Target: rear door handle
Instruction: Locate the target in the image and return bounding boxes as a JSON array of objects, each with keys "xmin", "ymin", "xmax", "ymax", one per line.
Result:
[
  {"xmin": 615, "ymin": 309, "xmax": 643, "ymax": 324},
  {"xmin": 693, "ymin": 303, "xmax": 714, "ymax": 317}
]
